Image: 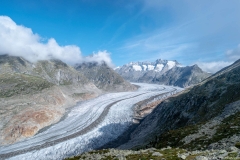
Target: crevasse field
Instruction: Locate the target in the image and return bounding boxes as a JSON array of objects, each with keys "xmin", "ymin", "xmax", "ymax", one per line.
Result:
[{"xmin": 0, "ymin": 83, "xmax": 183, "ymax": 160}]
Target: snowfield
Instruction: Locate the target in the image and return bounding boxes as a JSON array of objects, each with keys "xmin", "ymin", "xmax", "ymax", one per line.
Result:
[{"xmin": 0, "ymin": 83, "xmax": 183, "ymax": 160}]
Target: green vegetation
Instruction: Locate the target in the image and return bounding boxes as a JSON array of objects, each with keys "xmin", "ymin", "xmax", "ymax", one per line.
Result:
[
  {"xmin": 65, "ymin": 148, "xmax": 188, "ymax": 160},
  {"xmin": 126, "ymin": 153, "xmax": 177, "ymax": 160},
  {"xmin": 144, "ymin": 112, "xmax": 240, "ymax": 151},
  {"xmin": 235, "ymin": 142, "xmax": 240, "ymax": 149},
  {"xmin": 60, "ymin": 79, "xmax": 72, "ymax": 85},
  {"xmin": 145, "ymin": 123, "xmax": 202, "ymax": 150},
  {"xmin": 66, "ymin": 148, "xmax": 217, "ymax": 160},
  {"xmin": 0, "ymin": 73, "xmax": 53, "ymax": 98},
  {"xmin": 227, "ymin": 152, "xmax": 238, "ymax": 158}
]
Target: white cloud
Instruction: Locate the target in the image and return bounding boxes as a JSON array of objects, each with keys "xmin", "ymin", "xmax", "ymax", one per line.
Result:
[
  {"xmin": 0, "ymin": 16, "xmax": 113, "ymax": 66},
  {"xmin": 197, "ymin": 61, "xmax": 232, "ymax": 73},
  {"xmin": 0, "ymin": 16, "xmax": 82, "ymax": 64},
  {"xmin": 85, "ymin": 50, "xmax": 114, "ymax": 67},
  {"xmin": 197, "ymin": 44, "xmax": 240, "ymax": 73},
  {"xmin": 226, "ymin": 44, "xmax": 240, "ymax": 61}
]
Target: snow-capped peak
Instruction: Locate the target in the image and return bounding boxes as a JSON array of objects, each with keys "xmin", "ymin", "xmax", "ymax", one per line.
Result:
[
  {"xmin": 118, "ymin": 59, "xmax": 180, "ymax": 72},
  {"xmin": 167, "ymin": 61, "xmax": 176, "ymax": 70}
]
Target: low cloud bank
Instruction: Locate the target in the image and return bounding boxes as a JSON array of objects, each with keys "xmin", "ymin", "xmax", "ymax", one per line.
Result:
[
  {"xmin": 226, "ymin": 44, "xmax": 240, "ymax": 61},
  {"xmin": 0, "ymin": 16, "xmax": 113, "ymax": 67},
  {"xmin": 197, "ymin": 44, "xmax": 240, "ymax": 73},
  {"xmin": 197, "ymin": 61, "xmax": 232, "ymax": 73}
]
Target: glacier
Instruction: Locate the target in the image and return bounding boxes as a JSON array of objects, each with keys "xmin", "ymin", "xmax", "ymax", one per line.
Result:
[{"xmin": 0, "ymin": 83, "xmax": 183, "ymax": 160}]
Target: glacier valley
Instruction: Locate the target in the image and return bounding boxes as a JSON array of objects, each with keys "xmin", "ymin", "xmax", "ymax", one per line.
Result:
[{"xmin": 0, "ymin": 83, "xmax": 183, "ymax": 160}]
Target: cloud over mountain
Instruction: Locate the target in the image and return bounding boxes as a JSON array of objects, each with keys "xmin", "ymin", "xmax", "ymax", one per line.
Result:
[
  {"xmin": 85, "ymin": 50, "xmax": 114, "ymax": 67},
  {"xmin": 197, "ymin": 61, "xmax": 232, "ymax": 73},
  {"xmin": 226, "ymin": 44, "xmax": 240, "ymax": 61},
  {"xmin": 0, "ymin": 16, "xmax": 113, "ymax": 66}
]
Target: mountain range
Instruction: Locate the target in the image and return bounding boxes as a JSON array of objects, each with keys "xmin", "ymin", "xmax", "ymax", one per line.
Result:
[
  {"xmin": 115, "ymin": 59, "xmax": 211, "ymax": 88},
  {"xmin": 1, "ymin": 54, "xmax": 239, "ymax": 159},
  {"xmin": 0, "ymin": 54, "xmax": 136, "ymax": 145}
]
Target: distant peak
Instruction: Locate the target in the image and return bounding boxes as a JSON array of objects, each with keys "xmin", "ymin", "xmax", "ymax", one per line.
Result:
[{"xmin": 192, "ymin": 64, "xmax": 199, "ymax": 68}]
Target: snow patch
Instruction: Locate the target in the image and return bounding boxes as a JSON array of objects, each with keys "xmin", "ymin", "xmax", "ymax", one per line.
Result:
[
  {"xmin": 132, "ymin": 65, "xmax": 142, "ymax": 71},
  {"xmin": 155, "ymin": 64, "xmax": 164, "ymax": 72},
  {"xmin": 147, "ymin": 65, "xmax": 154, "ymax": 70},
  {"xmin": 142, "ymin": 65, "xmax": 147, "ymax": 71},
  {"xmin": 167, "ymin": 61, "xmax": 176, "ymax": 69}
]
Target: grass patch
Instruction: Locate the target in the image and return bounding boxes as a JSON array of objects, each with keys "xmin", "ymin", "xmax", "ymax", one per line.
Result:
[{"xmin": 0, "ymin": 73, "xmax": 53, "ymax": 97}]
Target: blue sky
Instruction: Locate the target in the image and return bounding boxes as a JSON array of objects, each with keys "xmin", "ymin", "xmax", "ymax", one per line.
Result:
[{"xmin": 0, "ymin": 0, "xmax": 240, "ymax": 72}]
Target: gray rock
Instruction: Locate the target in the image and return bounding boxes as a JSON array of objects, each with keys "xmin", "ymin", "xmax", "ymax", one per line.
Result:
[
  {"xmin": 194, "ymin": 156, "xmax": 208, "ymax": 160},
  {"xmin": 179, "ymin": 154, "xmax": 187, "ymax": 159},
  {"xmin": 227, "ymin": 146, "xmax": 239, "ymax": 152},
  {"xmin": 152, "ymin": 152, "xmax": 163, "ymax": 156},
  {"xmin": 116, "ymin": 154, "xmax": 126, "ymax": 160}
]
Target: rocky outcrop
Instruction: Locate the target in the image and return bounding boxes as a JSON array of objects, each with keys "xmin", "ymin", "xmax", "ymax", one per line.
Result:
[{"xmin": 115, "ymin": 59, "xmax": 211, "ymax": 88}]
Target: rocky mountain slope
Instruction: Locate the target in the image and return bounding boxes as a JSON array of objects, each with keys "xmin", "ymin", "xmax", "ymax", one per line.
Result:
[
  {"xmin": 66, "ymin": 59, "xmax": 240, "ymax": 160},
  {"xmin": 118, "ymin": 59, "xmax": 240, "ymax": 151},
  {"xmin": 0, "ymin": 55, "xmax": 101, "ymax": 145},
  {"xmin": 0, "ymin": 55, "xmax": 135, "ymax": 146},
  {"xmin": 67, "ymin": 146, "xmax": 240, "ymax": 160},
  {"xmin": 115, "ymin": 59, "xmax": 211, "ymax": 88},
  {"xmin": 75, "ymin": 62, "xmax": 137, "ymax": 92}
]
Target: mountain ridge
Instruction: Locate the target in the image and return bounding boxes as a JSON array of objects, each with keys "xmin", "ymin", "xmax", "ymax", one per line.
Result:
[
  {"xmin": 115, "ymin": 59, "xmax": 211, "ymax": 87},
  {"xmin": 75, "ymin": 61, "xmax": 137, "ymax": 92}
]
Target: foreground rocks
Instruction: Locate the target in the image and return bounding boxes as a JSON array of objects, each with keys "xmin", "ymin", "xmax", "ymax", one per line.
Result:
[{"xmin": 66, "ymin": 146, "xmax": 240, "ymax": 160}]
